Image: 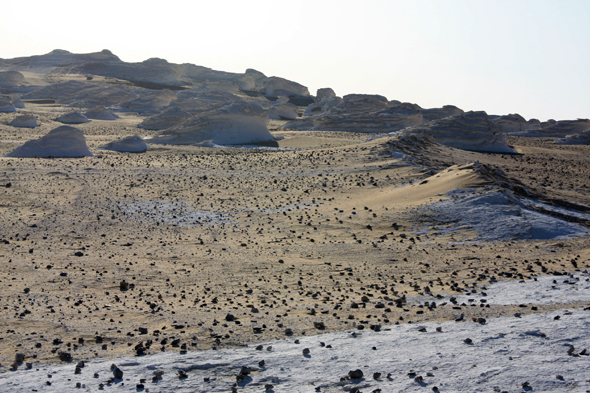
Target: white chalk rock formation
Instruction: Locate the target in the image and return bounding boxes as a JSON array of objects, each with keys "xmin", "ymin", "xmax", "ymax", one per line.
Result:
[
  {"xmin": 118, "ymin": 89, "xmax": 177, "ymax": 113},
  {"xmin": 508, "ymin": 119, "xmax": 590, "ymax": 138},
  {"xmin": 149, "ymin": 101, "xmax": 274, "ymax": 145},
  {"xmin": 100, "ymin": 135, "xmax": 148, "ymax": 152},
  {"xmin": 269, "ymin": 102, "xmax": 299, "ymax": 120},
  {"xmin": 0, "ymin": 71, "xmax": 24, "ymax": 87},
  {"xmin": 56, "ymin": 112, "xmax": 90, "ymax": 124},
  {"xmin": 4, "ymin": 126, "xmax": 93, "ymax": 158},
  {"xmin": 11, "ymin": 95, "xmax": 25, "ymax": 109},
  {"xmin": 555, "ymin": 129, "xmax": 590, "ymax": 145},
  {"xmin": 403, "ymin": 111, "xmax": 517, "ymax": 153},
  {"xmin": 10, "ymin": 115, "xmax": 39, "ymax": 128},
  {"xmin": 421, "ymin": 105, "xmax": 464, "ymax": 122},
  {"xmin": 22, "ymin": 80, "xmax": 136, "ymax": 108},
  {"xmin": 263, "ymin": 76, "xmax": 310, "ymax": 98},
  {"xmin": 316, "ymin": 88, "xmax": 336, "ymax": 101},
  {"xmin": 0, "ymin": 98, "xmax": 17, "ymax": 112},
  {"xmin": 303, "ymin": 96, "xmax": 343, "ymax": 117},
  {"xmin": 491, "ymin": 113, "xmax": 540, "ymax": 134},
  {"xmin": 312, "ymin": 101, "xmax": 423, "ymax": 133},
  {"xmin": 138, "ymin": 106, "xmax": 195, "ymax": 130},
  {"xmin": 84, "ymin": 107, "xmax": 119, "ymax": 120}
]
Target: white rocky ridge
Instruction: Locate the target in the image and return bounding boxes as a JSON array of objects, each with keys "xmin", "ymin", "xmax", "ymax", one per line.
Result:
[
  {"xmin": 100, "ymin": 135, "xmax": 148, "ymax": 153},
  {"xmin": 491, "ymin": 113, "xmax": 541, "ymax": 133},
  {"xmin": 56, "ymin": 112, "xmax": 90, "ymax": 124},
  {"xmin": 402, "ymin": 111, "xmax": 517, "ymax": 153},
  {"xmin": 84, "ymin": 107, "xmax": 120, "ymax": 120},
  {"xmin": 4, "ymin": 126, "xmax": 93, "ymax": 158},
  {"xmin": 10, "ymin": 115, "xmax": 39, "ymax": 128},
  {"xmin": 555, "ymin": 129, "xmax": 590, "ymax": 145},
  {"xmin": 507, "ymin": 119, "xmax": 590, "ymax": 138},
  {"xmin": 148, "ymin": 101, "xmax": 275, "ymax": 145}
]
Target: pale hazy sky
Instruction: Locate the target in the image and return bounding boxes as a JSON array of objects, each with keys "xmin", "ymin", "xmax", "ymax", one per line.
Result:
[{"xmin": 1, "ymin": 0, "xmax": 589, "ymax": 121}]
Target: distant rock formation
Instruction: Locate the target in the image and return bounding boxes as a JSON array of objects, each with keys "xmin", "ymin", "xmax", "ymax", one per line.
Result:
[
  {"xmin": 316, "ymin": 88, "xmax": 336, "ymax": 101},
  {"xmin": 403, "ymin": 111, "xmax": 517, "ymax": 153},
  {"xmin": 555, "ymin": 129, "xmax": 590, "ymax": 145},
  {"xmin": 56, "ymin": 112, "xmax": 90, "ymax": 124},
  {"xmin": 507, "ymin": 119, "xmax": 590, "ymax": 138},
  {"xmin": 421, "ymin": 105, "xmax": 464, "ymax": 122},
  {"xmin": 4, "ymin": 126, "xmax": 93, "ymax": 158},
  {"xmin": 23, "ymin": 80, "xmax": 136, "ymax": 108},
  {"xmin": 100, "ymin": 135, "xmax": 148, "ymax": 152},
  {"xmin": 491, "ymin": 113, "xmax": 540, "ymax": 133},
  {"xmin": 0, "ymin": 98, "xmax": 17, "ymax": 112},
  {"xmin": 84, "ymin": 107, "xmax": 120, "ymax": 120},
  {"xmin": 0, "ymin": 71, "xmax": 24, "ymax": 87},
  {"xmin": 148, "ymin": 101, "xmax": 275, "ymax": 145},
  {"xmin": 138, "ymin": 106, "xmax": 195, "ymax": 130},
  {"xmin": 10, "ymin": 115, "xmax": 39, "ymax": 128}
]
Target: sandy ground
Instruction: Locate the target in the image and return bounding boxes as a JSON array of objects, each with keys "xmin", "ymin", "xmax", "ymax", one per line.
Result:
[{"xmin": 1, "ymin": 104, "xmax": 590, "ymax": 372}]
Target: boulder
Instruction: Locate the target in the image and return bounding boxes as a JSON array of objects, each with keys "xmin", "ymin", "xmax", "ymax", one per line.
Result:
[
  {"xmin": 11, "ymin": 95, "xmax": 25, "ymax": 109},
  {"xmin": 0, "ymin": 71, "xmax": 24, "ymax": 87},
  {"xmin": 84, "ymin": 107, "xmax": 120, "ymax": 120},
  {"xmin": 316, "ymin": 88, "xmax": 336, "ymax": 101},
  {"xmin": 5, "ymin": 126, "xmax": 93, "ymax": 158},
  {"xmin": 263, "ymin": 76, "xmax": 310, "ymax": 98},
  {"xmin": 100, "ymin": 135, "xmax": 148, "ymax": 152},
  {"xmin": 11, "ymin": 115, "xmax": 39, "ymax": 128},
  {"xmin": 0, "ymin": 98, "xmax": 17, "ymax": 113},
  {"xmin": 56, "ymin": 112, "xmax": 90, "ymax": 124}
]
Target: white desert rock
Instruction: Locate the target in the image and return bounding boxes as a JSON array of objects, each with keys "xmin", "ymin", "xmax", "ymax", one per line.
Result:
[
  {"xmin": 0, "ymin": 98, "xmax": 17, "ymax": 112},
  {"xmin": 56, "ymin": 112, "xmax": 90, "ymax": 124},
  {"xmin": 11, "ymin": 95, "xmax": 25, "ymax": 109},
  {"xmin": 148, "ymin": 101, "xmax": 274, "ymax": 145},
  {"xmin": 262, "ymin": 76, "xmax": 310, "ymax": 98},
  {"xmin": 137, "ymin": 106, "xmax": 195, "ymax": 130},
  {"xmin": 491, "ymin": 113, "xmax": 540, "ymax": 134},
  {"xmin": 269, "ymin": 102, "xmax": 299, "ymax": 120},
  {"xmin": 555, "ymin": 129, "xmax": 590, "ymax": 145},
  {"xmin": 4, "ymin": 125, "xmax": 93, "ymax": 158},
  {"xmin": 23, "ymin": 80, "xmax": 136, "ymax": 108},
  {"xmin": 0, "ymin": 71, "xmax": 25, "ymax": 87},
  {"xmin": 508, "ymin": 119, "xmax": 590, "ymax": 138},
  {"xmin": 84, "ymin": 107, "xmax": 120, "ymax": 120},
  {"xmin": 118, "ymin": 89, "xmax": 177, "ymax": 113},
  {"xmin": 403, "ymin": 111, "xmax": 517, "ymax": 153},
  {"xmin": 316, "ymin": 87, "xmax": 336, "ymax": 101},
  {"xmin": 303, "ymin": 96, "xmax": 343, "ymax": 117},
  {"xmin": 100, "ymin": 135, "xmax": 148, "ymax": 152},
  {"xmin": 421, "ymin": 105, "xmax": 464, "ymax": 122},
  {"xmin": 10, "ymin": 115, "xmax": 39, "ymax": 128}
]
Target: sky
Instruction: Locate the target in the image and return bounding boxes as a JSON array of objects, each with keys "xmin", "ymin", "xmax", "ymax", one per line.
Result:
[{"xmin": 1, "ymin": 0, "xmax": 589, "ymax": 121}]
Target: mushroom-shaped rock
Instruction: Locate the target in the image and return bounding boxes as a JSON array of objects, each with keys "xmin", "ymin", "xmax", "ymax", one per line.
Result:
[
  {"xmin": 403, "ymin": 111, "xmax": 517, "ymax": 153},
  {"xmin": 56, "ymin": 112, "xmax": 90, "ymax": 124},
  {"xmin": 5, "ymin": 126, "xmax": 93, "ymax": 158},
  {"xmin": 0, "ymin": 99, "xmax": 17, "ymax": 113},
  {"xmin": 84, "ymin": 107, "xmax": 120, "ymax": 120},
  {"xmin": 100, "ymin": 135, "xmax": 148, "ymax": 152},
  {"xmin": 11, "ymin": 95, "xmax": 25, "ymax": 109},
  {"xmin": 148, "ymin": 101, "xmax": 275, "ymax": 145},
  {"xmin": 11, "ymin": 115, "xmax": 39, "ymax": 128}
]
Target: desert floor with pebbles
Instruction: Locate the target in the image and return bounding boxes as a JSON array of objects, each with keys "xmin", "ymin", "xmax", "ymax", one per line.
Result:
[{"xmin": 1, "ymin": 105, "xmax": 590, "ymax": 374}]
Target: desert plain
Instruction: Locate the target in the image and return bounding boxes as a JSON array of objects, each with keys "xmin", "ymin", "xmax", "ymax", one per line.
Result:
[{"xmin": 0, "ymin": 51, "xmax": 589, "ymax": 391}]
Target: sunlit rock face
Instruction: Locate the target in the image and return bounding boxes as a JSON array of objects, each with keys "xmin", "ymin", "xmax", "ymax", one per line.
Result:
[
  {"xmin": 11, "ymin": 95, "xmax": 25, "ymax": 108},
  {"xmin": 262, "ymin": 76, "xmax": 310, "ymax": 98},
  {"xmin": 23, "ymin": 80, "xmax": 137, "ymax": 108},
  {"xmin": 148, "ymin": 101, "xmax": 275, "ymax": 145},
  {"xmin": 100, "ymin": 135, "xmax": 148, "ymax": 152},
  {"xmin": 421, "ymin": 105, "xmax": 464, "ymax": 122},
  {"xmin": 491, "ymin": 113, "xmax": 540, "ymax": 133},
  {"xmin": 10, "ymin": 115, "xmax": 39, "ymax": 128},
  {"xmin": 56, "ymin": 112, "xmax": 90, "ymax": 124},
  {"xmin": 303, "ymin": 96, "xmax": 343, "ymax": 117},
  {"xmin": 269, "ymin": 102, "xmax": 299, "ymax": 120},
  {"xmin": 4, "ymin": 125, "xmax": 93, "ymax": 158},
  {"xmin": 84, "ymin": 107, "xmax": 120, "ymax": 120},
  {"xmin": 403, "ymin": 111, "xmax": 517, "ymax": 153}
]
